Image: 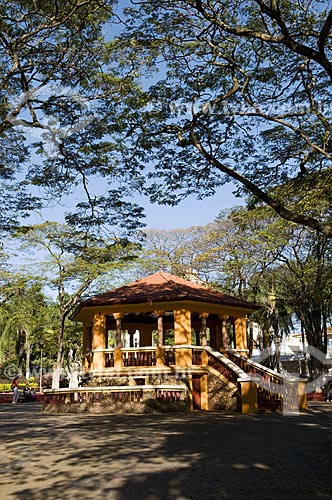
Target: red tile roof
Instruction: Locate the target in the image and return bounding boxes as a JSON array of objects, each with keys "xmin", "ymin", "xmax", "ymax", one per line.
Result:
[{"xmin": 79, "ymin": 272, "xmax": 261, "ymax": 311}]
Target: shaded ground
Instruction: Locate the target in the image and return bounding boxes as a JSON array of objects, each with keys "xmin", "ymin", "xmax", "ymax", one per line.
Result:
[{"xmin": 0, "ymin": 403, "xmax": 331, "ymax": 500}]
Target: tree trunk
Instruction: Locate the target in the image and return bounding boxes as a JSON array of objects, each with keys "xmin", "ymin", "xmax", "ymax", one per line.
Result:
[
  {"xmin": 25, "ymin": 335, "xmax": 30, "ymax": 380},
  {"xmin": 52, "ymin": 315, "xmax": 65, "ymax": 389},
  {"xmin": 301, "ymin": 309, "xmax": 325, "ymax": 378},
  {"xmin": 17, "ymin": 328, "xmax": 26, "ymax": 376},
  {"xmin": 262, "ymin": 328, "xmax": 270, "ymax": 349},
  {"xmin": 248, "ymin": 322, "xmax": 254, "ymax": 358},
  {"xmin": 322, "ymin": 310, "xmax": 328, "ymax": 355},
  {"xmin": 275, "ymin": 338, "xmax": 282, "ymax": 373},
  {"xmin": 301, "ymin": 322, "xmax": 310, "ymax": 377}
]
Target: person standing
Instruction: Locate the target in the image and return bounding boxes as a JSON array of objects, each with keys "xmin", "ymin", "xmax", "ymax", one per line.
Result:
[{"xmin": 12, "ymin": 376, "xmax": 19, "ymax": 404}]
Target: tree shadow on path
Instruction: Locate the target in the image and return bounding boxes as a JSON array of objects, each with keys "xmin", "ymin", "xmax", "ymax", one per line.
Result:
[{"xmin": 0, "ymin": 404, "xmax": 331, "ymax": 500}]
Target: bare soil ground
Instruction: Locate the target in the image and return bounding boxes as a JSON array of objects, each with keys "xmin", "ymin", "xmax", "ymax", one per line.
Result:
[{"xmin": 0, "ymin": 402, "xmax": 331, "ymax": 500}]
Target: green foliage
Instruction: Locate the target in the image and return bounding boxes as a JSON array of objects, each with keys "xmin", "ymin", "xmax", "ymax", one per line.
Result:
[
  {"xmin": 16, "ymin": 222, "xmax": 140, "ymax": 297},
  {"xmin": 0, "ymin": 0, "xmax": 145, "ymax": 235},
  {"xmin": 3, "ymin": 0, "xmax": 332, "ymax": 239},
  {"xmin": 109, "ymin": 1, "xmax": 332, "ymax": 236},
  {"xmin": 0, "ymin": 384, "xmax": 11, "ymax": 392},
  {"xmin": 0, "ymin": 277, "xmax": 49, "ymax": 367},
  {"xmin": 0, "ymin": 221, "xmax": 141, "ymax": 384},
  {"xmin": 212, "ymin": 203, "xmax": 332, "ymax": 357},
  {"xmin": 14, "ymin": 221, "xmax": 140, "ymax": 386},
  {"xmin": 137, "ymin": 197, "xmax": 332, "ymax": 366}
]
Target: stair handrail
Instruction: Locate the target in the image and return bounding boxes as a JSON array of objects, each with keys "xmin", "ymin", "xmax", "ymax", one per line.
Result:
[
  {"xmin": 203, "ymin": 345, "xmax": 250, "ymax": 381},
  {"xmin": 226, "ymin": 347, "xmax": 296, "ymax": 383}
]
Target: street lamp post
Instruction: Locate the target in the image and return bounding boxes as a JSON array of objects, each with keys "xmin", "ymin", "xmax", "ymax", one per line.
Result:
[
  {"xmin": 39, "ymin": 338, "xmax": 44, "ymax": 393},
  {"xmin": 275, "ymin": 334, "xmax": 282, "ymax": 373}
]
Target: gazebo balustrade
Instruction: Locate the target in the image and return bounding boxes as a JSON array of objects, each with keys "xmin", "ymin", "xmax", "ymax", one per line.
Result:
[
  {"xmin": 102, "ymin": 347, "xmax": 157, "ymax": 368},
  {"xmin": 123, "ymin": 348, "xmax": 156, "ymax": 367},
  {"xmin": 105, "ymin": 351, "xmax": 114, "ymax": 368},
  {"xmin": 93, "ymin": 345, "xmax": 209, "ymax": 371}
]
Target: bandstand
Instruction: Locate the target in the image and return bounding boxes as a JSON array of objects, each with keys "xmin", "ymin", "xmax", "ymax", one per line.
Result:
[{"xmin": 44, "ymin": 272, "xmax": 307, "ymax": 414}]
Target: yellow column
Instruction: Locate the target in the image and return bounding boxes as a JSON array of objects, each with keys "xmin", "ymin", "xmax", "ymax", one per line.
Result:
[
  {"xmin": 298, "ymin": 379, "xmax": 307, "ymax": 411},
  {"xmin": 92, "ymin": 313, "xmax": 106, "ymax": 371},
  {"xmin": 199, "ymin": 312, "xmax": 209, "ymax": 346},
  {"xmin": 113, "ymin": 313, "xmax": 123, "ymax": 369},
  {"xmin": 234, "ymin": 317, "xmax": 248, "ymax": 357},
  {"xmin": 82, "ymin": 322, "xmax": 92, "ymax": 372},
  {"xmin": 174, "ymin": 309, "xmax": 192, "ymax": 367},
  {"xmin": 239, "ymin": 379, "xmax": 258, "ymax": 414},
  {"xmin": 188, "ymin": 376, "xmax": 193, "ymax": 411},
  {"xmin": 200, "ymin": 374, "xmax": 209, "ymax": 410},
  {"xmin": 155, "ymin": 310, "xmax": 165, "ymax": 367},
  {"xmin": 221, "ymin": 315, "xmax": 229, "ymax": 350},
  {"xmin": 200, "ymin": 312, "xmax": 209, "ymax": 366}
]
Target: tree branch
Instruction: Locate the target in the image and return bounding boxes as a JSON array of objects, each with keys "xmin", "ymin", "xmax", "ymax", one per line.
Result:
[
  {"xmin": 318, "ymin": 8, "xmax": 332, "ymax": 53},
  {"xmin": 188, "ymin": 123, "xmax": 332, "ymax": 237}
]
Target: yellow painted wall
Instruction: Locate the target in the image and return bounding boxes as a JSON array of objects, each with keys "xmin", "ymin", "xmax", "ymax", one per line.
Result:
[{"xmin": 200, "ymin": 375, "xmax": 208, "ymax": 410}]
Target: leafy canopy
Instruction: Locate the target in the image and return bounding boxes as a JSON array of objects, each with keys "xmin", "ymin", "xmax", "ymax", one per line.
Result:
[
  {"xmin": 0, "ymin": 0, "xmax": 145, "ymax": 234},
  {"xmin": 106, "ymin": 0, "xmax": 332, "ymax": 236}
]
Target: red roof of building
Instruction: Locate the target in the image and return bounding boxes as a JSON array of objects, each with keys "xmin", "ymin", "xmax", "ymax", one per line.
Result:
[{"xmin": 78, "ymin": 272, "xmax": 261, "ymax": 311}]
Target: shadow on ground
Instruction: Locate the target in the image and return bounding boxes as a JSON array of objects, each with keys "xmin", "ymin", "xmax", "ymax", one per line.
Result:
[{"xmin": 0, "ymin": 403, "xmax": 331, "ymax": 499}]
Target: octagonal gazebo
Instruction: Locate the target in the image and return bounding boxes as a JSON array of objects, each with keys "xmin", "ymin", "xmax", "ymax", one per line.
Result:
[
  {"xmin": 72, "ymin": 271, "xmax": 261, "ymax": 374},
  {"xmin": 43, "ymin": 271, "xmax": 306, "ymax": 414}
]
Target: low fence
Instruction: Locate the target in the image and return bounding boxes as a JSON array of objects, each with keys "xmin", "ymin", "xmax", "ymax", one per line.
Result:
[
  {"xmin": 44, "ymin": 385, "xmax": 188, "ymax": 406},
  {"xmin": 0, "ymin": 391, "xmax": 45, "ymax": 404}
]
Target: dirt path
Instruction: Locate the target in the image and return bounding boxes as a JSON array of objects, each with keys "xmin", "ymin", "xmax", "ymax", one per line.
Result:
[{"xmin": 0, "ymin": 403, "xmax": 331, "ymax": 499}]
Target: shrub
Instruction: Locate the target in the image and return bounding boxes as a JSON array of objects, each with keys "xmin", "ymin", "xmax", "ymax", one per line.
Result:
[{"xmin": 0, "ymin": 384, "xmax": 12, "ymax": 392}]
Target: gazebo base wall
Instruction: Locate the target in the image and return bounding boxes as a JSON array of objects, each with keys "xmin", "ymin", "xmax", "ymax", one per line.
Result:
[
  {"xmin": 43, "ymin": 364, "xmax": 240, "ymax": 414},
  {"xmin": 43, "ymin": 385, "xmax": 190, "ymax": 414}
]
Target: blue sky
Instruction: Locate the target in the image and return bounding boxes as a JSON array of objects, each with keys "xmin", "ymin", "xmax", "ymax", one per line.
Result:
[
  {"xmin": 29, "ymin": 181, "xmax": 242, "ymax": 231},
  {"xmin": 136, "ymin": 183, "xmax": 242, "ymax": 229}
]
